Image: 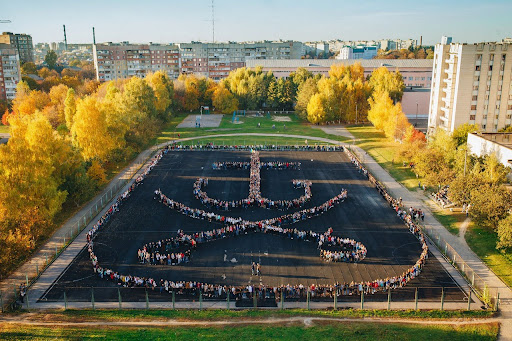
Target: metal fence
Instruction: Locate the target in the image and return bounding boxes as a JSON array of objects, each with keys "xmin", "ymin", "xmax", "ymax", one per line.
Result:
[{"xmin": 8, "ymin": 286, "xmax": 493, "ymax": 312}]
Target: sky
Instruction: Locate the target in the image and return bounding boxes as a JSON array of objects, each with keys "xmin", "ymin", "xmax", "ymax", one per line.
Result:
[{"xmin": 2, "ymin": 0, "xmax": 511, "ymax": 45}]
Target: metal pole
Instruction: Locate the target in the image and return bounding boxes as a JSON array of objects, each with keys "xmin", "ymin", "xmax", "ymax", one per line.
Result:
[
  {"xmin": 495, "ymin": 293, "xmax": 500, "ymax": 312},
  {"xmin": 118, "ymin": 288, "xmax": 122, "ymax": 309},
  {"xmin": 280, "ymin": 291, "xmax": 284, "ymax": 310},
  {"xmin": 441, "ymin": 288, "xmax": 445, "ymax": 311},
  {"xmin": 64, "ymin": 291, "xmax": 67, "ymax": 310},
  {"xmin": 145, "ymin": 289, "xmax": 149, "ymax": 310},
  {"xmin": 415, "ymin": 287, "xmax": 419, "ymax": 310},
  {"xmin": 26, "ymin": 289, "xmax": 29, "ymax": 311},
  {"xmin": 307, "ymin": 290, "xmax": 310, "ymax": 310},
  {"xmin": 172, "ymin": 291, "xmax": 175, "ymax": 310},
  {"xmin": 0, "ymin": 292, "xmax": 3, "ymax": 313},
  {"xmin": 360, "ymin": 291, "xmax": 364, "ymax": 310},
  {"xmin": 253, "ymin": 291, "xmax": 257, "ymax": 308},
  {"xmin": 467, "ymin": 290, "xmax": 472, "ymax": 311},
  {"xmin": 199, "ymin": 291, "xmax": 202, "ymax": 310},
  {"xmin": 45, "ymin": 253, "xmax": 48, "ymax": 265},
  {"xmin": 334, "ymin": 290, "xmax": 337, "ymax": 310},
  {"xmin": 25, "ymin": 274, "xmax": 28, "ymax": 287},
  {"xmin": 227, "ymin": 291, "xmax": 230, "ymax": 309},
  {"xmin": 472, "ymin": 272, "xmax": 475, "ymax": 286},
  {"xmin": 91, "ymin": 287, "xmax": 95, "ymax": 310},
  {"xmin": 387, "ymin": 288, "xmax": 391, "ymax": 310}
]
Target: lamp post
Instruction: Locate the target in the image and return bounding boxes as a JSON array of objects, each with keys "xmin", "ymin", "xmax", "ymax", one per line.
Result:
[{"xmin": 415, "ymin": 102, "xmax": 418, "ymax": 127}]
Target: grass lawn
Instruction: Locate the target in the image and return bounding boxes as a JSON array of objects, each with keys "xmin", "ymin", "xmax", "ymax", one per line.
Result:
[
  {"xmin": 466, "ymin": 224, "xmax": 512, "ymax": 288},
  {"xmin": 155, "ymin": 113, "xmax": 347, "ymax": 145},
  {"xmin": 425, "ymin": 202, "xmax": 468, "ymax": 236},
  {"xmin": 0, "ymin": 125, "xmax": 9, "ymax": 133},
  {"xmin": 53, "ymin": 308, "xmax": 496, "ymax": 321},
  {"xmin": 173, "ymin": 136, "xmax": 336, "ymax": 146},
  {"xmin": 345, "ymin": 125, "xmax": 421, "ymax": 191},
  {"xmin": 0, "ymin": 322, "xmax": 499, "ymax": 341}
]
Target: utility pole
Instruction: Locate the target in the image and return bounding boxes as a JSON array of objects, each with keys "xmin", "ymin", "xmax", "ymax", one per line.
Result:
[
  {"xmin": 356, "ymin": 103, "xmax": 358, "ymax": 124},
  {"xmin": 211, "ymin": 0, "xmax": 215, "ymax": 43},
  {"xmin": 415, "ymin": 102, "xmax": 418, "ymax": 127},
  {"xmin": 92, "ymin": 27, "xmax": 96, "ymax": 45}
]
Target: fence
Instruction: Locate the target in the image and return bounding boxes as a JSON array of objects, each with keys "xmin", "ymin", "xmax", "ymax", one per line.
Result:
[
  {"xmin": 7, "ymin": 286, "xmax": 492, "ymax": 312},
  {"xmin": 2, "ymin": 147, "xmax": 159, "ymax": 312},
  {"xmin": 348, "ymin": 146, "xmax": 500, "ymax": 311}
]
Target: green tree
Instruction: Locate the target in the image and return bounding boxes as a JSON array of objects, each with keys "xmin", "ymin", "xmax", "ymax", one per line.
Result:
[
  {"xmin": 295, "ymin": 78, "xmax": 318, "ymax": 119},
  {"xmin": 469, "ymin": 183, "xmax": 512, "ymax": 230},
  {"xmin": 497, "ymin": 215, "xmax": 512, "ymax": 249},
  {"xmin": 452, "ymin": 123, "xmax": 479, "ymax": 147},
  {"xmin": 21, "ymin": 62, "xmax": 37, "ymax": 75},
  {"xmin": 44, "ymin": 50, "xmax": 58, "ymax": 70}
]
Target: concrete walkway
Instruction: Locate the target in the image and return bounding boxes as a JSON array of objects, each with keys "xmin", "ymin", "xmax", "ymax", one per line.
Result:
[{"xmin": 4, "ymin": 132, "xmax": 510, "ymax": 339}]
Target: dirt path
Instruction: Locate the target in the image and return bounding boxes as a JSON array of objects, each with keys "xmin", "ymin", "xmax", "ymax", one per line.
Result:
[{"xmin": 0, "ymin": 315, "xmax": 501, "ymax": 328}]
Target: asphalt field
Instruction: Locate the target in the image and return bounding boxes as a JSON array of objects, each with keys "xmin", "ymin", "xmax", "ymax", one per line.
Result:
[{"xmin": 42, "ymin": 150, "xmax": 465, "ymax": 302}]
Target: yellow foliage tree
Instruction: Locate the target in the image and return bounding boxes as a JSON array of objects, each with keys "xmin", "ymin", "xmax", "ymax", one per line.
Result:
[
  {"xmin": 71, "ymin": 97, "xmax": 116, "ymax": 162},
  {"xmin": 212, "ymin": 86, "xmax": 238, "ymax": 114},
  {"xmin": 307, "ymin": 93, "xmax": 327, "ymax": 124}
]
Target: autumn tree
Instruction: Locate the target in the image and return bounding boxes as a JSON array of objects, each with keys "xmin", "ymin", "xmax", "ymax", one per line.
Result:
[
  {"xmin": 146, "ymin": 71, "xmax": 174, "ymax": 121},
  {"xmin": 497, "ymin": 215, "xmax": 512, "ymax": 249},
  {"xmin": 295, "ymin": 78, "xmax": 318, "ymax": 119},
  {"xmin": 452, "ymin": 123, "xmax": 479, "ymax": 147},
  {"xmin": 64, "ymin": 88, "xmax": 77, "ymax": 130},
  {"xmin": 307, "ymin": 93, "xmax": 327, "ymax": 124},
  {"xmin": 71, "ymin": 96, "xmax": 116, "ymax": 162},
  {"xmin": 368, "ymin": 67, "xmax": 405, "ymax": 103},
  {"xmin": 212, "ymin": 86, "xmax": 238, "ymax": 114}
]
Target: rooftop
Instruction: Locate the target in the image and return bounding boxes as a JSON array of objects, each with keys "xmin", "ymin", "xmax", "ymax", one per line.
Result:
[
  {"xmin": 246, "ymin": 59, "xmax": 433, "ymax": 69},
  {"xmin": 471, "ymin": 133, "xmax": 512, "ymax": 149}
]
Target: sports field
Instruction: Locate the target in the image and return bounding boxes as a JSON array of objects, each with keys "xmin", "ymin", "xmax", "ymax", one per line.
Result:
[{"xmin": 41, "ymin": 150, "xmax": 465, "ymax": 303}]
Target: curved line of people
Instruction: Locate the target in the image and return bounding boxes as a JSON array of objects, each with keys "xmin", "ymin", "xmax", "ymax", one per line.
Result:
[
  {"xmin": 193, "ymin": 177, "xmax": 312, "ymax": 211},
  {"xmin": 138, "ymin": 225, "xmax": 367, "ymax": 268},
  {"xmin": 86, "ymin": 144, "xmax": 428, "ymax": 300},
  {"xmin": 155, "ymin": 188, "xmax": 347, "ymax": 228},
  {"xmin": 212, "ymin": 161, "xmax": 301, "ymax": 170}
]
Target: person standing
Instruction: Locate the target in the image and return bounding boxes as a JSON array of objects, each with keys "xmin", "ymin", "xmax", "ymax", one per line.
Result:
[
  {"xmin": 251, "ymin": 262, "xmax": 256, "ymax": 276},
  {"xmin": 256, "ymin": 263, "xmax": 261, "ymax": 276}
]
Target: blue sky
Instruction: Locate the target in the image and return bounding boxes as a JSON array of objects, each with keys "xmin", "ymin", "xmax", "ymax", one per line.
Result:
[{"xmin": 2, "ymin": 0, "xmax": 511, "ymax": 45}]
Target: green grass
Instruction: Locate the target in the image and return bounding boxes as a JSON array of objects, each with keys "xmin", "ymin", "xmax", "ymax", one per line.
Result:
[
  {"xmin": 466, "ymin": 225, "xmax": 512, "ymax": 288},
  {"xmin": 172, "ymin": 136, "xmax": 336, "ymax": 146},
  {"xmin": 0, "ymin": 125, "xmax": 9, "ymax": 133},
  {"xmin": 48, "ymin": 309, "xmax": 496, "ymax": 321},
  {"xmin": 0, "ymin": 322, "xmax": 499, "ymax": 341},
  {"xmin": 345, "ymin": 125, "xmax": 422, "ymax": 191},
  {"xmin": 155, "ymin": 113, "xmax": 347, "ymax": 145}
]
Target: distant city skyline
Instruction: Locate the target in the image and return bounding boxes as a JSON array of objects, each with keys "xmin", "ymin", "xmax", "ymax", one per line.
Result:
[{"xmin": 2, "ymin": 0, "xmax": 511, "ymax": 45}]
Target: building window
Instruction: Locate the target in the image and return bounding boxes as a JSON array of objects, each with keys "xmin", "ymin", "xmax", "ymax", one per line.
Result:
[
  {"xmin": 471, "ymin": 105, "xmax": 477, "ymax": 110},
  {"xmin": 490, "ymin": 54, "xmax": 495, "ymax": 61},
  {"xmin": 477, "ymin": 54, "xmax": 482, "ymax": 61},
  {"xmin": 502, "ymin": 54, "xmax": 506, "ymax": 61},
  {"xmin": 473, "ymin": 85, "xmax": 479, "ymax": 90},
  {"xmin": 489, "ymin": 65, "xmax": 493, "ymax": 71},
  {"xmin": 472, "ymin": 95, "xmax": 478, "ymax": 101},
  {"xmin": 470, "ymin": 115, "xmax": 476, "ymax": 120},
  {"xmin": 475, "ymin": 65, "xmax": 481, "ymax": 71}
]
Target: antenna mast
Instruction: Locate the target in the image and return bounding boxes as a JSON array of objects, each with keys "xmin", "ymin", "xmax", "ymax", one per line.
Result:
[{"xmin": 211, "ymin": 0, "xmax": 215, "ymax": 43}]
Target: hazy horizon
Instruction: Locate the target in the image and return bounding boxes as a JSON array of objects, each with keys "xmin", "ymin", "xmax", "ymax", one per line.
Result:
[{"xmin": 2, "ymin": 0, "xmax": 511, "ymax": 45}]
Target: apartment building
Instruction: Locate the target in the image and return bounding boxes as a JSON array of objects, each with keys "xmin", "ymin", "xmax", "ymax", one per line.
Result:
[
  {"xmin": 94, "ymin": 40, "xmax": 303, "ymax": 81},
  {"xmin": 428, "ymin": 38, "xmax": 512, "ymax": 133},
  {"xmin": 0, "ymin": 44, "xmax": 21, "ymax": 101},
  {"xmin": 93, "ymin": 42, "xmax": 180, "ymax": 82},
  {"xmin": 336, "ymin": 46, "xmax": 377, "ymax": 60},
  {"xmin": 0, "ymin": 32, "xmax": 34, "ymax": 64}
]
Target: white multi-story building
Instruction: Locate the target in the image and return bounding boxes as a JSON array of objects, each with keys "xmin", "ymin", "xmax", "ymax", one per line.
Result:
[
  {"xmin": 0, "ymin": 44, "xmax": 21, "ymax": 101},
  {"xmin": 428, "ymin": 38, "xmax": 512, "ymax": 134},
  {"xmin": 336, "ymin": 46, "xmax": 377, "ymax": 60}
]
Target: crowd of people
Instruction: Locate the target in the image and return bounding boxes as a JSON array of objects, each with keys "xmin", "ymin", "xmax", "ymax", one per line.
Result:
[
  {"xmin": 84, "ymin": 144, "xmax": 430, "ymax": 301},
  {"xmin": 136, "ymin": 224, "xmax": 367, "ymax": 267},
  {"xmin": 156, "ymin": 187, "xmax": 347, "ymax": 229},
  {"xmin": 167, "ymin": 143, "xmax": 344, "ymax": 152},
  {"xmin": 212, "ymin": 161, "xmax": 301, "ymax": 170},
  {"xmin": 431, "ymin": 186, "xmax": 453, "ymax": 208}
]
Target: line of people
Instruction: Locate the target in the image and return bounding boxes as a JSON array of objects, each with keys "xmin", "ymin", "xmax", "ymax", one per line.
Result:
[
  {"xmin": 167, "ymin": 143, "xmax": 344, "ymax": 152},
  {"xmin": 212, "ymin": 161, "xmax": 301, "ymax": 170},
  {"xmin": 137, "ymin": 224, "xmax": 367, "ymax": 267}
]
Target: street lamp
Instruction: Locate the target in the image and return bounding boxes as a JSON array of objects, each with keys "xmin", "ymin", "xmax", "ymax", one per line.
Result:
[{"xmin": 415, "ymin": 102, "xmax": 418, "ymax": 127}]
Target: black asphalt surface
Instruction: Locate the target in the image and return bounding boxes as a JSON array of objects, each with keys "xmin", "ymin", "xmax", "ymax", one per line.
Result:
[{"xmin": 42, "ymin": 151, "xmax": 465, "ymax": 302}]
